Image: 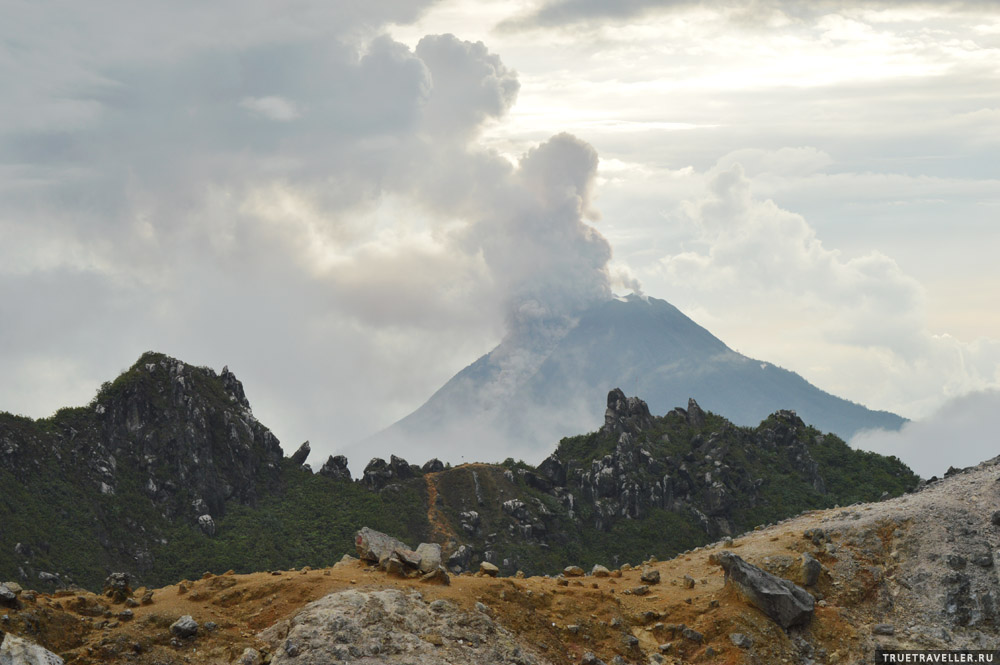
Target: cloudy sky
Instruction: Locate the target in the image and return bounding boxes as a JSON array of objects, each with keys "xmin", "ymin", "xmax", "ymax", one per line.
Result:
[{"xmin": 3, "ymin": 0, "xmax": 998, "ymax": 477}]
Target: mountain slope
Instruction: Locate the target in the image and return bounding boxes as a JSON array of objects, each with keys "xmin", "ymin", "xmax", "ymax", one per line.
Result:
[
  {"xmin": 374, "ymin": 295, "xmax": 905, "ymax": 462},
  {"xmin": 0, "ymin": 352, "xmax": 916, "ymax": 592}
]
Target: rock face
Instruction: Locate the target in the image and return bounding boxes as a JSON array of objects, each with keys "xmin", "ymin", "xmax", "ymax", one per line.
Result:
[
  {"xmin": 712, "ymin": 551, "xmax": 814, "ymax": 629},
  {"xmin": 289, "ymin": 441, "xmax": 311, "ymax": 466},
  {"xmin": 0, "ymin": 352, "xmax": 285, "ymax": 589},
  {"xmin": 1, "ymin": 633, "xmax": 65, "ymax": 664},
  {"xmin": 318, "ymin": 455, "xmax": 351, "ymax": 481},
  {"xmin": 260, "ymin": 589, "xmax": 548, "ymax": 665},
  {"xmin": 602, "ymin": 388, "xmax": 653, "ymax": 435}
]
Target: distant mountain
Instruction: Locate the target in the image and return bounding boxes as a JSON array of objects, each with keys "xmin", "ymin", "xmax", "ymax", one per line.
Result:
[{"xmin": 373, "ymin": 294, "xmax": 905, "ymax": 462}]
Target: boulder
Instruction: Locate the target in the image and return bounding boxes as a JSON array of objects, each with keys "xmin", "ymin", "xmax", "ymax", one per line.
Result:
[
  {"xmin": 564, "ymin": 565, "xmax": 585, "ymax": 577},
  {"xmin": 389, "ymin": 455, "xmax": 415, "ymax": 480},
  {"xmin": 415, "ymin": 543, "xmax": 442, "ymax": 573},
  {"xmin": 197, "ymin": 514, "xmax": 216, "ymax": 536},
  {"xmin": 641, "ymin": 568, "xmax": 661, "ymax": 584},
  {"xmin": 318, "ymin": 455, "xmax": 351, "ymax": 481},
  {"xmin": 421, "ymin": 458, "xmax": 445, "ymax": 473},
  {"xmin": 362, "ymin": 458, "xmax": 394, "ymax": 491},
  {"xmin": 289, "ymin": 441, "xmax": 310, "ymax": 466},
  {"xmin": 237, "ymin": 648, "xmax": 263, "ymax": 665},
  {"xmin": 102, "ymin": 572, "xmax": 133, "ymax": 603},
  {"xmin": 480, "ymin": 562, "xmax": 499, "ymax": 577},
  {"xmin": 170, "ymin": 614, "xmax": 199, "ymax": 638},
  {"xmin": 711, "ymin": 551, "xmax": 814, "ymax": 628},
  {"xmin": 0, "ymin": 634, "xmax": 65, "ymax": 665},
  {"xmin": 729, "ymin": 632, "xmax": 753, "ymax": 648},
  {"xmin": 354, "ymin": 527, "xmax": 410, "ymax": 565},
  {"xmin": 799, "ymin": 552, "xmax": 822, "ymax": 587},
  {"xmin": 591, "ymin": 565, "xmax": 611, "ymax": 577},
  {"xmin": 0, "ymin": 584, "xmax": 17, "ymax": 609}
]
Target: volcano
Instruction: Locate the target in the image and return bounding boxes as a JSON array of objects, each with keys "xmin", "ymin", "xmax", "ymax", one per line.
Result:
[{"xmin": 370, "ymin": 294, "xmax": 904, "ymax": 463}]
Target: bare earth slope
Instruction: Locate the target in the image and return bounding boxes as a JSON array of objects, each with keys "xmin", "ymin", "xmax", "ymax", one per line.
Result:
[{"xmin": 3, "ymin": 457, "xmax": 999, "ymax": 664}]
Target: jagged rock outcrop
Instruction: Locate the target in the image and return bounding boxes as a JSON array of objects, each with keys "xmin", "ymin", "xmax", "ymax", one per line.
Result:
[
  {"xmin": 318, "ymin": 455, "xmax": 351, "ymax": 481},
  {"xmin": 362, "ymin": 455, "xmax": 419, "ymax": 490},
  {"xmin": 422, "ymin": 458, "xmax": 445, "ymax": 473},
  {"xmin": 260, "ymin": 589, "xmax": 547, "ymax": 665},
  {"xmin": 0, "ymin": 352, "xmax": 285, "ymax": 588},
  {"xmin": 712, "ymin": 551, "xmax": 814, "ymax": 628},
  {"xmin": 601, "ymin": 388, "xmax": 653, "ymax": 435},
  {"xmin": 289, "ymin": 441, "xmax": 311, "ymax": 466}
]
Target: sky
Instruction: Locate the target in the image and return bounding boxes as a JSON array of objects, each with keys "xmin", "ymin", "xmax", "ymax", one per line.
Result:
[{"xmin": 2, "ymin": 0, "xmax": 998, "ymax": 478}]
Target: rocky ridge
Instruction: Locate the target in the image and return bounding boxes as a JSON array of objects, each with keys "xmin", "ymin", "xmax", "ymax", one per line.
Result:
[
  {"xmin": 1, "ymin": 353, "xmax": 917, "ymax": 591},
  {"xmin": 0, "ymin": 457, "xmax": 997, "ymax": 664}
]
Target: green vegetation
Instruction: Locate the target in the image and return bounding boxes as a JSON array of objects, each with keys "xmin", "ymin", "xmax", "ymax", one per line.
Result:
[{"xmin": 0, "ymin": 353, "xmax": 921, "ymax": 590}]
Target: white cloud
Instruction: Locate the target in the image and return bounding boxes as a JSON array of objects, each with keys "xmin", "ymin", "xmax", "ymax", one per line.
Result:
[
  {"xmin": 852, "ymin": 389, "xmax": 1000, "ymax": 478},
  {"xmin": 653, "ymin": 162, "xmax": 1000, "ymax": 418},
  {"xmin": 240, "ymin": 96, "xmax": 301, "ymax": 121}
]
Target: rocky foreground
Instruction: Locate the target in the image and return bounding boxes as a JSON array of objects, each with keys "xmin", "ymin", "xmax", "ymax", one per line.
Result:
[{"xmin": 2, "ymin": 455, "xmax": 999, "ymax": 664}]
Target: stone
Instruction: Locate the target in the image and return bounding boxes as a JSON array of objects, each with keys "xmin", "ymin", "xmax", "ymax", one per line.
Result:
[
  {"xmin": 420, "ymin": 567, "xmax": 450, "ymax": 585},
  {"xmin": 118, "ymin": 609, "xmax": 134, "ymax": 621},
  {"xmin": 622, "ymin": 634, "xmax": 639, "ymax": 647},
  {"xmin": 685, "ymin": 398, "xmax": 706, "ymax": 428},
  {"xmin": 641, "ymin": 568, "xmax": 660, "ymax": 584},
  {"xmin": 480, "ymin": 562, "xmax": 500, "ymax": 577},
  {"xmin": 602, "ymin": 389, "xmax": 653, "ymax": 435},
  {"xmin": 873, "ymin": 624, "xmax": 895, "ymax": 636},
  {"xmin": 681, "ymin": 627, "xmax": 703, "ymax": 643},
  {"xmin": 0, "ymin": 585, "xmax": 16, "ymax": 609},
  {"xmin": 682, "ymin": 575, "xmax": 695, "ymax": 589},
  {"xmin": 355, "ymin": 527, "xmax": 410, "ymax": 565},
  {"xmin": 169, "ymin": 615, "xmax": 199, "ymax": 638},
  {"xmin": 581, "ymin": 652, "xmax": 607, "ymax": 665},
  {"xmin": 362, "ymin": 458, "xmax": 394, "ymax": 491},
  {"xmin": 991, "ymin": 510, "xmax": 1000, "ymax": 527},
  {"xmin": 140, "ymin": 590, "xmax": 154, "ymax": 605},
  {"xmin": 626, "ymin": 585, "xmax": 649, "ymax": 596},
  {"xmin": 237, "ymin": 648, "xmax": 263, "ymax": 665},
  {"xmin": 564, "ymin": 565, "xmax": 585, "ymax": 577},
  {"xmin": 415, "ymin": 543, "xmax": 442, "ymax": 573},
  {"xmin": 730, "ymin": 632, "xmax": 753, "ymax": 648},
  {"xmin": 800, "ymin": 552, "xmax": 822, "ymax": 587},
  {"xmin": 591, "ymin": 565, "xmax": 610, "ymax": 577},
  {"xmin": 103, "ymin": 572, "xmax": 133, "ymax": 603},
  {"xmin": 0, "ymin": 633, "xmax": 65, "ymax": 665},
  {"xmin": 711, "ymin": 551, "xmax": 814, "ymax": 628},
  {"xmin": 289, "ymin": 441, "xmax": 310, "ymax": 466},
  {"xmin": 421, "ymin": 458, "xmax": 445, "ymax": 473},
  {"xmin": 260, "ymin": 589, "xmax": 543, "ymax": 665},
  {"xmin": 318, "ymin": 455, "xmax": 351, "ymax": 481},
  {"xmin": 197, "ymin": 514, "xmax": 216, "ymax": 536}
]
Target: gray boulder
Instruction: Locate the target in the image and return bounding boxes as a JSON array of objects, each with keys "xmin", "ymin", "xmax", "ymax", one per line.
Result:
[
  {"xmin": 416, "ymin": 543, "xmax": 442, "ymax": 573},
  {"xmin": 354, "ymin": 527, "xmax": 427, "ymax": 578},
  {"xmin": 0, "ymin": 584, "xmax": 17, "ymax": 608},
  {"xmin": 170, "ymin": 614, "xmax": 199, "ymax": 638},
  {"xmin": 0, "ymin": 634, "xmax": 64, "ymax": 665},
  {"xmin": 799, "ymin": 552, "xmax": 822, "ymax": 587},
  {"xmin": 712, "ymin": 551, "xmax": 814, "ymax": 628},
  {"xmin": 355, "ymin": 527, "xmax": 410, "ymax": 565}
]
